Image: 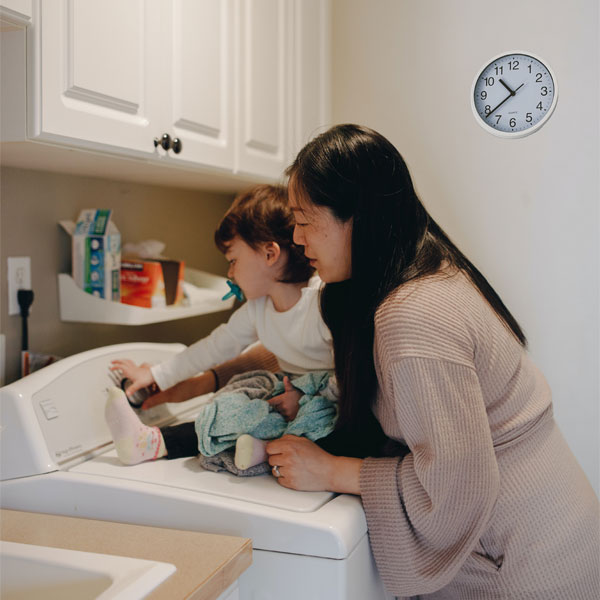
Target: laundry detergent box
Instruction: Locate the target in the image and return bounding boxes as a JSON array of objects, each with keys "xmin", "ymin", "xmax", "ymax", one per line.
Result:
[
  {"xmin": 72, "ymin": 209, "xmax": 121, "ymax": 300},
  {"xmin": 120, "ymin": 259, "xmax": 184, "ymax": 308}
]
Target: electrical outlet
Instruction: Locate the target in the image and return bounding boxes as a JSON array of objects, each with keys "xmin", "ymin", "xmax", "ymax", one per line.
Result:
[{"xmin": 8, "ymin": 256, "xmax": 32, "ymax": 316}]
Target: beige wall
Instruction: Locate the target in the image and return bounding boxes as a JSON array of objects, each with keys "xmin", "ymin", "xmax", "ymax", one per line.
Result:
[
  {"xmin": 331, "ymin": 0, "xmax": 599, "ymax": 491},
  {"xmin": 0, "ymin": 167, "xmax": 236, "ymax": 383}
]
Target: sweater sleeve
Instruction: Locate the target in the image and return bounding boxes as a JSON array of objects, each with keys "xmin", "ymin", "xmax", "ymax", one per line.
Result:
[
  {"xmin": 359, "ymin": 357, "xmax": 500, "ymax": 597},
  {"xmin": 151, "ymin": 303, "xmax": 259, "ymax": 390}
]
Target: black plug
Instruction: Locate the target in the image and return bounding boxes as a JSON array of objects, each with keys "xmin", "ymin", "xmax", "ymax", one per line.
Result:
[{"xmin": 17, "ymin": 289, "xmax": 34, "ymax": 351}]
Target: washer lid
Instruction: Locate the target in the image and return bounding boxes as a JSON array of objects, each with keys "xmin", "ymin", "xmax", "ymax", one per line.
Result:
[{"xmin": 71, "ymin": 449, "xmax": 335, "ymax": 513}]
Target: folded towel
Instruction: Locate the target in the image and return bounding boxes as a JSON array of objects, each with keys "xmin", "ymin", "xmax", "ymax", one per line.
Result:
[
  {"xmin": 194, "ymin": 370, "xmax": 337, "ymax": 457},
  {"xmin": 198, "ymin": 449, "xmax": 271, "ymax": 477}
]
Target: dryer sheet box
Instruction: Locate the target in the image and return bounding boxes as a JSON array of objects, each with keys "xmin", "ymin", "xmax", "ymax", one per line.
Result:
[
  {"xmin": 72, "ymin": 209, "xmax": 121, "ymax": 301},
  {"xmin": 120, "ymin": 259, "xmax": 184, "ymax": 308}
]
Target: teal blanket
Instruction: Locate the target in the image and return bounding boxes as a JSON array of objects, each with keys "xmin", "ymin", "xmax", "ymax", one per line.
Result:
[{"xmin": 194, "ymin": 370, "xmax": 337, "ymax": 457}]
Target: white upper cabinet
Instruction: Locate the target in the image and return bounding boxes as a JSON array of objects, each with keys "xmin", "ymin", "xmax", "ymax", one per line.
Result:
[
  {"xmin": 165, "ymin": 0, "xmax": 235, "ymax": 170},
  {"xmin": 33, "ymin": 0, "xmax": 155, "ymax": 155},
  {"xmin": 2, "ymin": 0, "xmax": 330, "ymax": 184},
  {"xmin": 34, "ymin": 0, "xmax": 235, "ymax": 168},
  {"xmin": 290, "ymin": 0, "xmax": 331, "ymax": 158},
  {"xmin": 236, "ymin": 0, "xmax": 289, "ymax": 179}
]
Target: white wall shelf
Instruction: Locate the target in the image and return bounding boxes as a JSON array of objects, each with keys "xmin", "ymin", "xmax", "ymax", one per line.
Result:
[{"xmin": 58, "ymin": 268, "xmax": 234, "ymax": 326}]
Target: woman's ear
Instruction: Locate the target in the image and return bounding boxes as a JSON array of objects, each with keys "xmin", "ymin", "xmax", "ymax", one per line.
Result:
[{"xmin": 262, "ymin": 241, "xmax": 281, "ymax": 266}]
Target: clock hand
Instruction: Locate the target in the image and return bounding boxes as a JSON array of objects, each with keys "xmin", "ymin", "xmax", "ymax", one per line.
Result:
[
  {"xmin": 485, "ymin": 83, "xmax": 525, "ymax": 118},
  {"xmin": 486, "ymin": 93, "xmax": 512, "ymax": 117},
  {"xmin": 499, "ymin": 79, "xmax": 515, "ymax": 94}
]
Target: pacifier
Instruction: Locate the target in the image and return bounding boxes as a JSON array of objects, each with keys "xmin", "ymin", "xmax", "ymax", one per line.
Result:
[{"xmin": 222, "ymin": 280, "xmax": 244, "ymax": 302}]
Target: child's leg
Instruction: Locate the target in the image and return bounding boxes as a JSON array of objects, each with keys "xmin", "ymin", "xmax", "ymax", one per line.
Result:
[
  {"xmin": 160, "ymin": 422, "xmax": 199, "ymax": 459},
  {"xmin": 234, "ymin": 434, "xmax": 268, "ymax": 470},
  {"xmin": 105, "ymin": 387, "xmax": 166, "ymax": 465}
]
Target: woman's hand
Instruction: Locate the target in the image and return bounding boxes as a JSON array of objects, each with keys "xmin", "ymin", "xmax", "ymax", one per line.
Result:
[
  {"xmin": 109, "ymin": 359, "xmax": 155, "ymax": 396},
  {"xmin": 266, "ymin": 435, "xmax": 363, "ymax": 494},
  {"xmin": 268, "ymin": 376, "xmax": 301, "ymax": 421}
]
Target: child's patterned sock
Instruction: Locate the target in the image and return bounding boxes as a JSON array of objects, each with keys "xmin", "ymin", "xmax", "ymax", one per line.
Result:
[
  {"xmin": 234, "ymin": 434, "xmax": 268, "ymax": 470},
  {"xmin": 105, "ymin": 387, "xmax": 166, "ymax": 465}
]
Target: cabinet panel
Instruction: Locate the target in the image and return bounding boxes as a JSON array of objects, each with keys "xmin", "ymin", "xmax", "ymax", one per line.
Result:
[
  {"xmin": 245, "ymin": 1, "xmax": 278, "ymax": 151},
  {"xmin": 168, "ymin": 0, "xmax": 235, "ymax": 170},
  {"xmin": 292, "ymin": 0, "xmax": 330, "ymax": 156},
  {"xmin": 236, "ymin": 0, "xmax": 288, "ymax": 179},
  {"xmin": 33, "ymin": 0, "xmax": 155, "ymax": 155},
  {"xmin": 67, "ymin": 0, "xmax": 140, "ymax": 112}
]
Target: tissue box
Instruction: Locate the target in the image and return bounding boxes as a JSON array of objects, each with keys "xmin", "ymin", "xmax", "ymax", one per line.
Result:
[
  {"xmin": 120, "ymin": 259, "xmax": 184, "ymax": 308},
  {"xmin": 72, "ymin": 209, "xmax": 121, "ymax": 300}
]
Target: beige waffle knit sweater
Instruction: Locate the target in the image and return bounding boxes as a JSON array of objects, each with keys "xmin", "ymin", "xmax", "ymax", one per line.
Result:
[{"xmin": 359, "ymin": 269, "xmax": 599, "ymax": 599}]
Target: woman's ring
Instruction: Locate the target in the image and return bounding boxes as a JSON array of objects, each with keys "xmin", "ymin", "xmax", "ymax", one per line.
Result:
[{"xmin": 272, "ymin": 465, "xmax": 281, "ymax": 478}]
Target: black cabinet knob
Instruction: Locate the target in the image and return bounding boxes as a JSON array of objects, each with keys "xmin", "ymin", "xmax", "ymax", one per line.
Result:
[
  {"xmin": 154, "ymin": 133, "xmax": 172, "ymax": 151},
  {"xmin": 153, "ymin": 133, "xmax": 182, "ymax": 154}
]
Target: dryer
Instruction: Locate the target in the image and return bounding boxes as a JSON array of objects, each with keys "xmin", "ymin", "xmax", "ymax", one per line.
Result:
[{"xmin": 0, "ymin": 343, "xmax": 390, "ymax": 599}]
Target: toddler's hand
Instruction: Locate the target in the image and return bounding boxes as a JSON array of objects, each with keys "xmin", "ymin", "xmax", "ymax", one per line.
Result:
[
  {"xmin": 268, "ymin": 376, "xmax": 302, "ymax": 421},
  {"xmin": 109, "ymin": 359, "xmax": 155, "ymax": 396}
]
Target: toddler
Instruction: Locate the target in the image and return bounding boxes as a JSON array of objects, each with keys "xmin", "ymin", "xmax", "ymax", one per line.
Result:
[{"xmin": 108, "ymin": 184, "xmax": 335, "ymax": 473}]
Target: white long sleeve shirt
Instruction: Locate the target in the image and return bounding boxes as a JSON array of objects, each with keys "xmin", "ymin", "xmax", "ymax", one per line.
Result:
[{"xmin": 151, "ymin": 277, "xmax": 333, "ymax": 391}]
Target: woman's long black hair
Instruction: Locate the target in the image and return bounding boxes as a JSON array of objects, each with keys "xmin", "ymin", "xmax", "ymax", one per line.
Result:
[{"xmin": 286, "ymin": 124, "xmax": 526, "ymax": 438}]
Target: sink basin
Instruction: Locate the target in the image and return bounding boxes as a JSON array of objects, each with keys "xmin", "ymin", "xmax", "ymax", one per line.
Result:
[{"xmin": 0, "ymin": 541, "xmax": 176, "ymax": 600}]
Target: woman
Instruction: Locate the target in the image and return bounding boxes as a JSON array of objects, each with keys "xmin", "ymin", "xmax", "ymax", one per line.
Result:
[{"xmin": 264, "ymin": 124, "xmax": 599, "ymax": 599}]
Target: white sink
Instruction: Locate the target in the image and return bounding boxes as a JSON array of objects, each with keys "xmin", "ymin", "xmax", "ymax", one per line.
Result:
[{"xmin": 0, "ymin": 541, "xmax": 176, "ymax": 600}]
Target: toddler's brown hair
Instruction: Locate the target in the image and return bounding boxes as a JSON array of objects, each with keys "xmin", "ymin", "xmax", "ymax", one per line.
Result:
[{"xmin": 215, "ymin": 184, "xmax": 314, "ymax": 284}]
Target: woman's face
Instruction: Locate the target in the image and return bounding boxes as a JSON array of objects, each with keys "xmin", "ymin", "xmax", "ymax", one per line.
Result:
[{"xmin": 289, "ymin": 186, "xmax": 352, "ymax": 283}]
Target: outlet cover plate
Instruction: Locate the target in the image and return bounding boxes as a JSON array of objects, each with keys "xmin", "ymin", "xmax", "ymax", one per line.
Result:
[{"xmin": 8, "ymin": 256, "xmax": 31, "ymax": 316}]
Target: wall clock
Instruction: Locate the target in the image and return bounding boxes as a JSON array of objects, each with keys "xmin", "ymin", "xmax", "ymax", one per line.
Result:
[{"xmin": 471, "ymin": 52, "xmax": 558, "ymax": 138}]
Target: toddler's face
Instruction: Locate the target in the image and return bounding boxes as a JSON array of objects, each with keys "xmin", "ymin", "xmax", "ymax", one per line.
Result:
[{"xmin": 224, "ymin": 237, "xmax": 274, "ymax": 300}]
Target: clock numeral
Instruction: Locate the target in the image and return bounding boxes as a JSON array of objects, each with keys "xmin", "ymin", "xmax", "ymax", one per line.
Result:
[
  {"xmin": 540, "ymin": 86, "xmax": 549, "ymax": 96},
  {"xmin": 484, "ymin": 76, "xmax": 495, "ymax": 86},
  {"xmin": 526, "ymin": 112, "xmax": 533, "ymax": 123},
  {"xmin": 536, "ymin": 102, "xmax": 543, "ymax": 110},
  {"xmin": 495, "ymin": 114, "xmax": 502, "ymax": 125},
  {"xmin": 480, "ymin": 91, "xmax": 488, "ymax": 100},
  {"xmin": 484, "ymin": 105, "xmax": 491, "ymax": 115},
  {"xmin": 508, "ymin": 60, "xmax": 519, "ymax": 70},
  {"xmin": 536, "ymin": 73, "xmax": 543, "ymax": 83},
  {"xmin": 509, "ymin": 118, "xmax": 516, "ymax": 128},
  {"xmin": 494, "ymin": 65, "xmax": 504, "ymax": 75}
]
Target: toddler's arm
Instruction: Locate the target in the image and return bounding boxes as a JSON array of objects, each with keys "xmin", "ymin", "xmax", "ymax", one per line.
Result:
[{"xmin": 112, "ymin": 344, "xmax": 281, "ymax": 410}]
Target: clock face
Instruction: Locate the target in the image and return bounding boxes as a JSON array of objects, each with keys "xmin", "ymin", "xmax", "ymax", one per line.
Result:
[{"xmin": 471, "ymin": 52, "xmax": 558, "ymax": 137}]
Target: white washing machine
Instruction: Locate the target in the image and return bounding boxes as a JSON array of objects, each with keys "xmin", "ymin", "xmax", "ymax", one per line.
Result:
[{"xmin": 0, "ymin": 342, "xmax": 391, "ymax": 600}]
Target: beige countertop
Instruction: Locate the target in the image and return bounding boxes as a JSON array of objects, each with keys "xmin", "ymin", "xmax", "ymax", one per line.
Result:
[{"xmin": 0, "ymin": 509, "xmax": 252, "ymax": 600}]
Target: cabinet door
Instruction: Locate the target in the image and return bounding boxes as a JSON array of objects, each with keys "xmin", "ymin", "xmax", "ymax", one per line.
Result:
[
  {"xmin": 164, "ymin": 0, "xmax": 235, "ymax": 170},
  {"xmin": 236, "ymin": 0, "xmax": 289, "ymax": 180},
  {"xmin": 290, "ymin": 0, "xmax": 330, "ymax": 159},
  {"xmin": 31, "ymin": 0, "xmax": 157, "ymax": 156}
]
